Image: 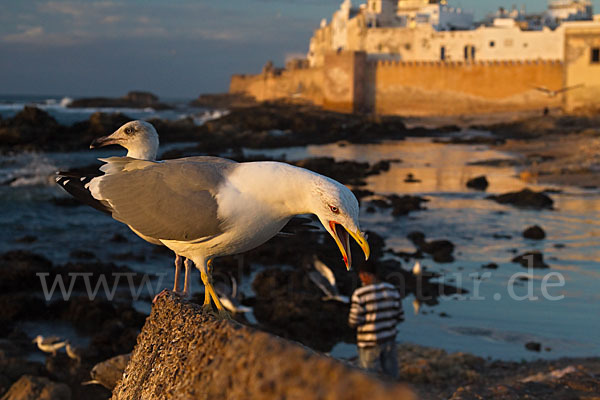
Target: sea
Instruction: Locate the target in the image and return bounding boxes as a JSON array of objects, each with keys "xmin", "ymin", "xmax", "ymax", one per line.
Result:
[{"xmin": 1, "ymin": 95, "xmax": 599, "ymax": 362}]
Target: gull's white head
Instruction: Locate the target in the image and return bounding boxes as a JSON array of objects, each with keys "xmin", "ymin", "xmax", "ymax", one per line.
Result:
[
  {"xmin": 309, "ymin": 176, "xmax": 370, "ymax": 270},
  {"xmin": 90, "ymin": 120, "xmax": 159, "ymax": 160}
]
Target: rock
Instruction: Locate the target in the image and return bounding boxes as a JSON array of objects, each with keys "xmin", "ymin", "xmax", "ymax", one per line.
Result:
[
  {"xmin": 512, "ymin": 251, "xmax": 550, "ymax": 269},
  {"xmin": 0, "ymin": 107, "xmax": 60, "ymax": 147},
  {"xmin": 466, "ymin": 176, "xmax": 489, "ymax": 191},
  {"xmin": 189, "ymin": 93, "xmax": 257, "ymax": 108},
  {"xmin": 112, "ymin": 293, "xmax": 415, "ymax": 400},
  {"xmin": 523, "ymin": 225, "xmax": 546, "ymax": 240},
  {"xmin": 487, "ymin": 189, "xmax": 553, "ymax": 210},
  {"xmin": 1, "ymin": 375, "xmax": 71, "ymax": 400},
  {"xmin": 69, "ymin": 91, "xmax": 171, "ymax": 110},
  {"xmin": 481, "ymin": 263, "xmax": 498, "ymax": 270},
  {"xmin": 404, "ymin": 173, "xmax": 421, "ymax": 183},
  {"xmin": 14, "ymin": 235, "xmax": 37, "ymax": 244},
  {"xmin": 388, "ymin": 195, "xmax": 428, "ymax": 216},
  {"xmin": 525, "ymin": 342, "xmax": 542, "ymax": 352},
  {"xmin": 293, "ymin": 157, "xmax": 370, "ymax": 186},
  {"xmin": 407, "ymin": 231, "xmax": 455, "ymax": 263}
]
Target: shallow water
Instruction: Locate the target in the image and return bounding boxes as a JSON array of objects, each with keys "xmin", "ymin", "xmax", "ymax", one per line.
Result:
[{"xmin": 2, "ymin": 138, "xmax": 599, "ymax": 361}]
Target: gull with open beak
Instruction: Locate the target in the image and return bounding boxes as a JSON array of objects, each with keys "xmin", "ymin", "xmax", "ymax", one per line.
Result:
[{"xmin": 58, "ymin": 121, "xmax": 370, "ymax": 316}]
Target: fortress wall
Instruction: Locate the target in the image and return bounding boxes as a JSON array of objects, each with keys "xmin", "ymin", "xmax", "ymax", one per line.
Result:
[
  {"xmin": 368, "ymin": 59, "xmax": 564, "ymax": 115},
  {"xmin": 564, "ymin": 25, "xmax": 600, "ymax": 112},
  {"xmin": 230, "ymin": 67, "xmax": 325, "ymax": 106}
]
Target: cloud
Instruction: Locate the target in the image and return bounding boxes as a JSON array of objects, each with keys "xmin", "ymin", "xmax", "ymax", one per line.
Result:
[{"xmin": 2, "ymin": 26, "xmax": 45, "ymax": 43}]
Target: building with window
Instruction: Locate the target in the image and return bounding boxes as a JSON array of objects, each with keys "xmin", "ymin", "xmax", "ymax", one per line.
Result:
[{"xmin": 230, "ymin": 0, "xmax": 600, "ymax": 115}]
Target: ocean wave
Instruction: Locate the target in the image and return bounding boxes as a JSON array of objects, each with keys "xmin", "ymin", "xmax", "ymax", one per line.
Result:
[{"xmin": 0, "ymin": 153, "xmax": 59, "ymax": 187}]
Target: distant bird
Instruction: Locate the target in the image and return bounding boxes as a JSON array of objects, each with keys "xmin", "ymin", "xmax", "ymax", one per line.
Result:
[
  {"xmin": 213, "ymin": 273, "xmax": 252, "ymax": 314},
  {"xmin": 412, "ymin": 260, "xmax": 422, "ymax": 276},
  {"xmin": 65, "ymin": 342, "xmax": 82, "ymax": 364},
  {"xmin": 57, "ymin": 121, "xmax": 370, "ymax": 315},
  {"xmin": 308, "ymin": 257, "xmax": 350, "ymax": 303},
  {"xmin": 533, "ymin": 84, "xmax": 583, "ymax": 98},
  {"xmin": 84, "ymin": 353, "xmax": 131, "ymax": 390},
  {"xmin": 32, "ymin": 335, "xmax": 67, "ymax": 356}
]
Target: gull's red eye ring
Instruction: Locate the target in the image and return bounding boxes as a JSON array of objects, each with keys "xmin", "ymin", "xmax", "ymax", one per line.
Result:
[{"xmin": 330, "ymin": 205, "xmax": 339, "ymax": 213}]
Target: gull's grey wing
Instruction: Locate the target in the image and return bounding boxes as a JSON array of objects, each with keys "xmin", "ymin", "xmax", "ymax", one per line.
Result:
[{"xmin": 90, "ymin": 157, "xmax": 237, "ymax": 242}]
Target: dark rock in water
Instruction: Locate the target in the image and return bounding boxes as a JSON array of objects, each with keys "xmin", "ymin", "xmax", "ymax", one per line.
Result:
[
  {"xmin": 69, "ymin": 91, "xmax": 171, "ymax": 110},
  {"xmin": 51, "ymin": 197, "xmax": 84, "ymax": 208},
  {"xmin": 369, "ymin": 160, "xmax": 392, "ymax": 174},
  {"xmin": 492, "ymin": 233, "xmax": 512, "ymax": 240},
  {"xmin": 404, "ymin": 173, "xmax": 421, "ymax": 183},
  {"xmin": 109, "ymin": 233, "xmax": 129, "ymax": 243},
  {"xmin": 512, "ymin": 251, "xmax": 549, "ymax": 269},
  {"xmin": 189, "ymin": 93, "xmax": 257, "ymax": 108},
  {"xmin": 14, "ymin": 235, "xmax": 37, "ymax": 244},
  {"xmin": 69, "ymin": 250, "xmax": 96, "ymax": 260},
  {"xmin": 0, "ymin": 107, "xmax": 60, "ymax": 147},
  {"xmin": 1, "ymin": 375, "xmax": 71, "ymax": 400},
  {"xmin": 388, "ymin": 195, "xmax": 429, "ymax": 216},
  {"xmin": 523, "ymin": 225, "xmax": 546, "ymax": 240},
  {"xmin": 0, "ymin": 251, "xmax": 53, "ymax": 293},
  {"xmin": 482, "ymin": 263, "xmax": 499, "ymax": 270},
  {"xmin": 525, "ymin": 342, "xmax": 542, "ymax": 352},
  {"xmin": 466, "ymin": 176, "xmax": 489, "ymax": 191},
  {"xmin": 351, "ymin": 189, "xmax": 374, "ymax": 201},
  {"xmin": 293, "ymin": 157, "xmax": 369, "ymax": 186},
  {"xmin": 487, "ymin": 189, "xmax": 553, "ymax": 210},
  {"xmin": 407, "ymin": 231, "xmax": 455, "ymax": 263}
]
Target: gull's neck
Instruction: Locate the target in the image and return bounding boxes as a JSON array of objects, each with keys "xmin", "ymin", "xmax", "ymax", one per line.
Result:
[
  {"xmin": 231, "ymin": 161, "xmax": 320, "ymax": 216},
  {"xmin": 126, "ymin": 137, "xmax": 159, "ymax": 160}
]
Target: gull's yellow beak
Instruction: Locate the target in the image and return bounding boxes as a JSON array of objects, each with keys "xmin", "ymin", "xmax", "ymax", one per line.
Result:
[{"xmin": 329, "ymin": 221, "xmax": 370, "ymax": 270}]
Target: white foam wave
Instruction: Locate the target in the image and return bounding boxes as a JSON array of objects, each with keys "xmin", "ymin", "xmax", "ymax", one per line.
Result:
[{"xmin": 1, "ymin": 153, "xmax": 59, "ymax": 187}]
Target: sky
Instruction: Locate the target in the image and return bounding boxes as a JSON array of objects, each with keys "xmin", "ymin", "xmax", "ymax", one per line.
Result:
[{"xmin": 1, "ymin": 0, "xmax": 599, "ymax": 98}]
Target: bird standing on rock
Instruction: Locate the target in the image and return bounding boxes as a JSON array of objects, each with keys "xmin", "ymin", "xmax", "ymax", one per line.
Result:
[
  {"xmin": 57, "ymin": 121, "xmax": 370, "ymax": 316},
  {"xmin": 32, "ymin": 335, "xmax": 67, "ymax": 356}
]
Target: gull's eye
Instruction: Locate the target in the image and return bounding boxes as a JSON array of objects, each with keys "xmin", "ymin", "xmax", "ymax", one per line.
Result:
[
  {"xmin": 124, "ymin": 127, "xmax": 133, "ymax": 135},
  {"xmin": 330, "ymin": 205, "xmax": 339, "ymax": 214}
]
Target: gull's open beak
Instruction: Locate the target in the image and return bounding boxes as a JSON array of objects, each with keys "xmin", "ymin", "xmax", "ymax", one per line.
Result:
[
  {"xmin": 90, "ymin": 133, "xmax": 121, "ymax": 149},
  {"xmin": 329, "ymin": 221, "xmax": 370, "ymax": 270}
]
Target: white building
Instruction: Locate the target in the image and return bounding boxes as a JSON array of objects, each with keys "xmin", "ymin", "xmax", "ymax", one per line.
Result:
[{"xmin": 307, "ymin": 0, "xmax": 600, "ymax": 67}]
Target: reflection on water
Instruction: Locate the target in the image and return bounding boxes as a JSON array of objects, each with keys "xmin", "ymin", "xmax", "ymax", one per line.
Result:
[{"xmin": 2, "ymin": 138, "xmax": 599, "ymax": 361}]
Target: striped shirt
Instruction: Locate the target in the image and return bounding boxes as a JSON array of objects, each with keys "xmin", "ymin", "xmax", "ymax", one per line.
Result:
[{"xmin": 348, "ymin": 282, "xmax": 404, "ymax": 348}]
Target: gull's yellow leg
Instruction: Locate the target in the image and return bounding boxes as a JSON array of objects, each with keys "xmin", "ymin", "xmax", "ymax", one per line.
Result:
[{"xmin": 203, "ymin": 260, "xmax": 212, "ymax": 306}]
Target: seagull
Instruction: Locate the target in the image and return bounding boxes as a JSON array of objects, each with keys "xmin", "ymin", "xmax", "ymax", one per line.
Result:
[
  {"xmin": 213, "ymin": 273, "xmax": 252, "ymax": 314},
  {"xmin": 533, "ymin": 84, "xmax": 584, "ymax": 98},
  {"xmin": 57, "ymin": 122, "xmax": 370, "ymax": 315},
  {"xmin": 58, "ymin": 121, "xmax": 193, "ymax": 301},
  {"xmin": 32, "ymin": 335, "xmax": 67, "ymax": 356},
  {"xmin": 308, "ymin": 257, "xmax": 350, "ymax": 303},
  {"xmin": 412, "ymin": 260, "xmax": 422, "ymax": 276},
  {"xmin": 84, "ymin": 353, "xmax": 131, "ymax": 390},
  {"xmin": 65, "ymin": 342, "xmax": 82, "ymax": 364}
]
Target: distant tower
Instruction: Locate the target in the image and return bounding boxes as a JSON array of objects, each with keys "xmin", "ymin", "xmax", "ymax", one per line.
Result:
[{"xmin": 367, "ymin": 0, "xmax": 396, "ymax": 15}]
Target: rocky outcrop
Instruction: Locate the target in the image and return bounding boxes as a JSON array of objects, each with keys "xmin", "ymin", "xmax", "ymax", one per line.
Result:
[
  {"xmin": 487, "ymin": 189, "xmax": 554, "ymax": 210},
  {"xmin": 112, "ymin": 294, "xmax": 415, "ymax": 400},
  {"xmin": 1, "ymin": 375, "xmax": 71, "ymax": 400},
  {"xmin": 69, "ymin": 91, "xmax": 172, "ymax": 110}
]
